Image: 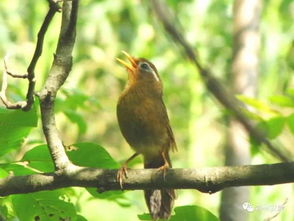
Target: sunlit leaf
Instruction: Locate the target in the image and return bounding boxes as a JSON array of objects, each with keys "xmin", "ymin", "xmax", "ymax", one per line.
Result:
[
  {"xmin": 236, "ymin": 95, "xmax": 276, "ymax": 114},
  {"xmin": 269, "ymin": 95, "xmax": 294, "ymax": 107},
  {"xmin": 287, "ymin": 113, "xmax": 294, "ymax": 135}
]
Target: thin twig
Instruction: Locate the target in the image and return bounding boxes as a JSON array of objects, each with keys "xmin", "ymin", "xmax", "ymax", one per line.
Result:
[
  {"xmin": 5, "ymin": 61, "xmax": 28, "ymax": 79},
  {"xmin": 149, "ymin": 0, "xmax": 290, "ymax": 162},
  {"xmin": 4, "ymin": 58, "xmax": 28, "ymax": 78},
  {"xmin": 0, "ymin": 0, "xmax": 60, "ymax": 111},
  {"xmin": 0, "ymin": 57, "xmax": 27, "ymax": 109},
  {"xmin": 23, "ymin": 0, "xmax": 61, "ymax": 111}
]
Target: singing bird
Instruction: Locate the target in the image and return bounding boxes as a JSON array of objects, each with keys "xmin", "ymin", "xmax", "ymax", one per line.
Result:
[{"xmin": 116, "ymin": 51, "xmax": 177, "ymax": 220}]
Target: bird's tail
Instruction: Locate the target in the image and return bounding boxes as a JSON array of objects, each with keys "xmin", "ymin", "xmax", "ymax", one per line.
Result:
[{"xmin": 144, "ymin": 153, "xmax": 175, "ymax": 220}]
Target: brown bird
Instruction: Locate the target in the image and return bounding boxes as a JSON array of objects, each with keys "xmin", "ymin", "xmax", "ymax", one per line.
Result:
[{"xmin": 116, "ymin": 51, "xmax": 177, "ymax": 220}]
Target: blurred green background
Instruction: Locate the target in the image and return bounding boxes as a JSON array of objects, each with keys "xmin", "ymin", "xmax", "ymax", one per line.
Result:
[{"xmin": 0, "ymin": 0, "xmax": 293, "ymax": 220}]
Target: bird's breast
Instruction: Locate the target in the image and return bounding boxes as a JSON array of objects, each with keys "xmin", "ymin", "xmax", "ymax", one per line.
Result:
[{"xmin": 117, "ymin": 88, "xmax": 168, "ymax": 157}]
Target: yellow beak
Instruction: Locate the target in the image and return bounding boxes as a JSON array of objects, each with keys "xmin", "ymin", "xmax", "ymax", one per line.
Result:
[{"xmin": 116, "ymin": 51, "xmax": 137, "ymax": 71}]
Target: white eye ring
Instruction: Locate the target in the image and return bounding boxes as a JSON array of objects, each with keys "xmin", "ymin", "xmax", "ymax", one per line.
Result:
[
  {"xmin": 139, "ymin": 62, "xmax": 150, "ymax": 70},
  {"xmin": 139, "ymin": 61, "xmax": 160, "ymax": 82}
]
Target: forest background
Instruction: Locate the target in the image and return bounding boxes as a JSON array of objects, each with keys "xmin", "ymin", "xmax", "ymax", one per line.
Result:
[{"xmin": 0, "ymin": 0, "xmax": 293, "ymax": 220}]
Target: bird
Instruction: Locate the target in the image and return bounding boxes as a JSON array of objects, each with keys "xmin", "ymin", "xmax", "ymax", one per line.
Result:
[{"xmin": 116, "ymin": 51, "xmax": 177, "ymax": 220}]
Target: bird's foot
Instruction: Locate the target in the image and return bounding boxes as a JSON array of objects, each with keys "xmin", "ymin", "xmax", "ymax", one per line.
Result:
[
  {"xmin": 156, "ymin": 161, "xmax": 170, "ymax": 180},
  {"xmin": 116, "ymin": 152, "xmax": 140, "ymax": 189},
  {"xmin": 117, "ymin": 164, "xmax": 128, "ymax": 189}
]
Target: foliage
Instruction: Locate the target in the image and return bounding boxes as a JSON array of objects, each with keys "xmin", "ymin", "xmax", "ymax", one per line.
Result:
[
  {"xmin": 138, "ymin": 205, "xmax": 218, "ymax": 221},
  {"xmin": 0, "ymin": 0, "xmax": 293, "ymax": 220},
  {"xmin": 0, "ymin": 104, "xmax": 37, "ymax": 157}
]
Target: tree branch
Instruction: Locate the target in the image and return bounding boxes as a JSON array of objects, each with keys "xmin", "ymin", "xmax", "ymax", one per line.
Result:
[
  {"xmin": 149, "ymin": 0, "xmax": 290, "ymax": 162},
  {"xmin": 0, "ymin": 0, "xmax": 60, "ymax": 111},
  {"xmin": 38, "ymin": 0, "xmax": 79, "ymax": 171},
  {"xmin": 0, "ymin": 162, "xmax": 294, "ymax": 196},
  {"xmin": 0, "ymin": 58, "xmax": 27, "ymax": 109},
  {"xmin": 23, "ymin": 0, "xmax": 61, "ymax": 111}
]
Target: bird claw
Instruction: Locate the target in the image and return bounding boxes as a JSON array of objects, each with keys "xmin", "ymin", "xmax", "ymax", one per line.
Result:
[
  {"xmin": 116, "ymin": 152, "xmax": 140, "ymax": 189},
  {"xmin": 157, "ymin": 161, "xmax": 170, "ymax": 180},
  {"xmin": 117, "ymin": 165, "xmax": 128, "ymax": 189}
]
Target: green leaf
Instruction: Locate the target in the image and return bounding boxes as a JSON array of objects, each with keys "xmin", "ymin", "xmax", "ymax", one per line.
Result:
[
  {"xmin": 236, "ymin": 95, "xmax": 275, "ymax": 113},
  {"xmin": 237, "ymin": 107, "xmax": 263, "ymax": 121},
  {"xmin": 0, "ymin": 163, "xmax": 37, "ymax": 175},
  {"xmin": 170, "ymin": 205, "xmax": 219, "ymax": 221},
  {"xmin": 250, "ymin": 138, "xmax": 261, "ymax": 156},
  {"xmin": 67, "ymin": 143, "xmax": 126, "ymax": 201},
  {"xmin": 22, "ymin": 144, "xmax": 54, "ymax": 172},
  {"xmin": 255, "ymin": 117, "xmax": 286, "ymax": 140},
  {"xmin": 269, "ymin": 95, "xmax": 294, "ymax": 107},
  {"xmin": 76, "ymin": 215, "xmax": 88, "ymax": 221},
  {"xmin": 266, "ymin": 116, "xmax": 286, "ymax": 139},
  {"xmin": 287, "ymin": 113, "xmax": 294, "ymax": 134},
  {"xmin": 0, "ymin": 104, "xmax": 38, "ymax": 127},
  {"xmin": 0, "ymin": 168, "xmax": 9, "ymax": 178},
  {"xmin": 0, "ymin": 105, "xmax": 38, "ymax": 156},
  {"xmin": 138, "ymin": 205, "xmax": 219, "ymax": 221},
  {"xmin": 11, "ymin": 191, "xmax": 77, "ymax": 221},
  {"xmin": 67, "ymin": 142, "xmax": 119, "ymax": 169},
  {"xmin": 21, "ymin": 142, "xmax": 119, "ymax": 173},
  {"xmin": 0, "ymin": 127, "xmax": 31, "ymax": 156},
  {"xmin": 20, "ymin": 142, "xmax": 126, "ymax": 202}
]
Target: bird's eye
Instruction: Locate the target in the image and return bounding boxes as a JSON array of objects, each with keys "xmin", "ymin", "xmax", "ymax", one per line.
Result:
[
  {"xmin": 138, "ymin": 61, "xmax": 160, "ymax": 81},
  {"xmin": 139, "ymin": 62, "xmax": 150, "ymax": 70}
]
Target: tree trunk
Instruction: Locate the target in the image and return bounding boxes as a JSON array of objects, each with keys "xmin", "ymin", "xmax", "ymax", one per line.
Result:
[{"xmin": 220, "ymin": 0, "xmax": 261, "ymax": 220}]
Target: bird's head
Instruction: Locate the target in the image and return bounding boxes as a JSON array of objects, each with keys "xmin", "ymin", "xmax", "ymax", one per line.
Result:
[{"xmin": 116, "ymin": 51, "xmax": 161, "ymax": 85}]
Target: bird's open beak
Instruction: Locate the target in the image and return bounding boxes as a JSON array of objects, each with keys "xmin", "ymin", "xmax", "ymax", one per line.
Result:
[{"xmin": 116, "ymin": 51, "xmax": 137, "ymax": 71}]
